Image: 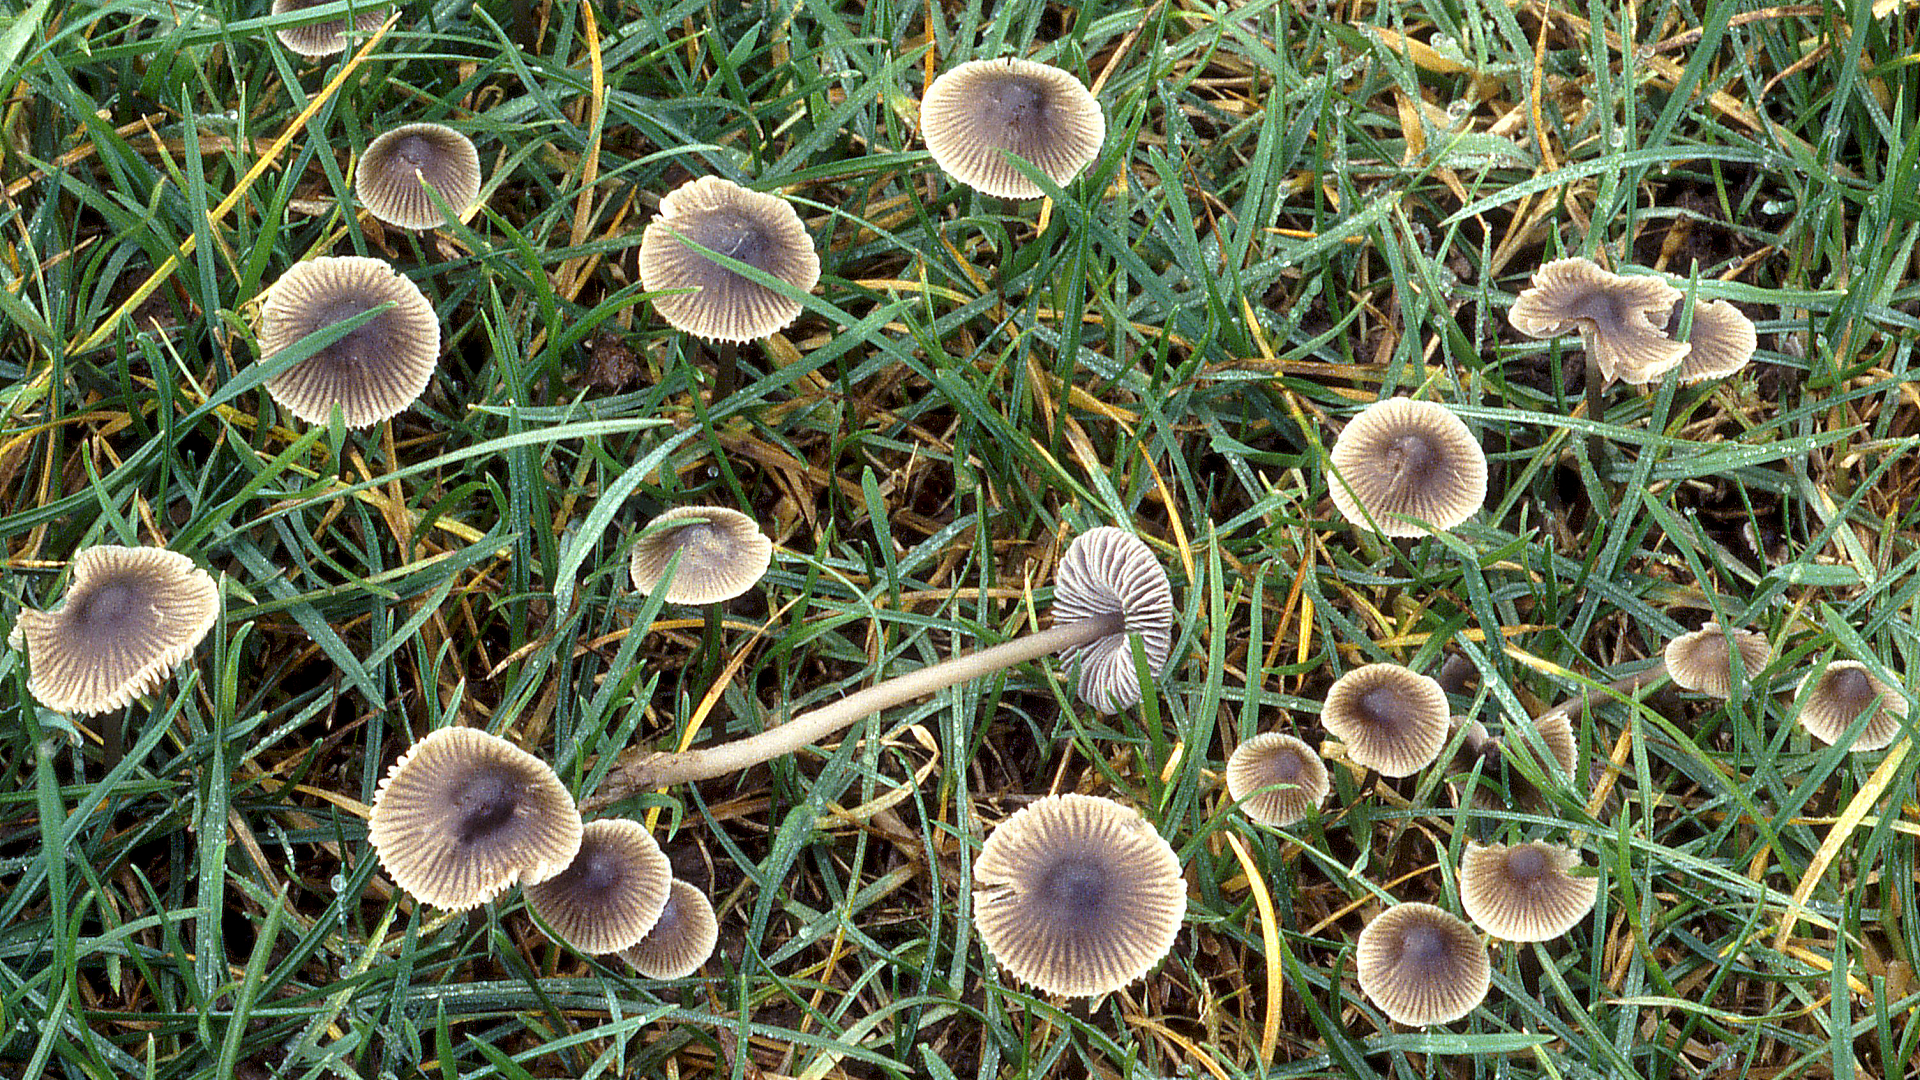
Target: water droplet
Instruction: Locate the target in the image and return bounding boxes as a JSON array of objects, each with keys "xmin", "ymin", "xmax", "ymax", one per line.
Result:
[
  {"xmin": 329, "ymin": 874, "xmax": 347, "ymax": 892},
  {"xmin": 1332, "ymin": 100, "xmax": 1351, "ymax": 117},
  {"xmin": 1447, "ymin": 100, "xmax": 1472, "ymax": 121}
]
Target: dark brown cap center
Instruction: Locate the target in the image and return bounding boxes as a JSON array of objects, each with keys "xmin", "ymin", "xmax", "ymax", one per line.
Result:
[
  {"xmin": 1356, "ymin": 686, "xmax": 1409, "ymax": 730},
  {"xmin": 390, "ymin": 133, "xmax": 434, "ymax": 170},
  {"xmin": 1396, "ymin": 923, "xmax": 1447, "ymax": 971},
  {"xmin": 1505, "ymin": 845, "xmax": 1550, "ymax": 883},
  {"xmin": 1267, "ymin": 751, "xmax": 1304, "ymax": 783},
  {"xmin": 1830, "ymin": 666, "xmax": 1874, "ymax": 707},
  {"xmin": 451, "ymin": 771, "xmax": 520, "ymax": 842},
  {"xmin": 1038, "ymin": 855, "xmax": 1108, "ymax": 920},
  {"xmin": 687, "ymin": 211, "xmax": 773, "ymax": 269},
  {"xmin": 71, "ymin": 579, "xmax": 151, "ymax": 630},
  {"xmin": 983, "ymin": 77, "xmax": 1048, "ymax": 131},
  {"xmin": 1385, "ymin": 434, "xmax": 1436, "ymax": 487}
]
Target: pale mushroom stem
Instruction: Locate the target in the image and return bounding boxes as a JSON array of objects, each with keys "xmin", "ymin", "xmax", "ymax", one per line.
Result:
[{"xmin": 628, "ymin": 611, "xmax": 1124, "ymax": 786}]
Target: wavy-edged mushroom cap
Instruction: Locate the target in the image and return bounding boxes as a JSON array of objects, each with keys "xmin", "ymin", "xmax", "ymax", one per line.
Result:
[
  {"xmin": 1797, "ymin": 660, "xmax": 1907, "ymax": 751},
  {"xmin": 1326, "ymin": 397, "xmax": 1488, "ymax": 537},
  {"xmin": 1355, "ymin": 902, "xmax": 1490, "ymax": 1027},
  {"xmin": 1664, "ymin": 622, "xmax": 1771, "ymax": 699},
  {"xmin": 1226, "ymin": 733, "xmax": 1329, "ymax": 826},
  {"xmin": 525, "ymin": 818, "xmax": 674, "ymax": 954},
  {"xmin": 1459, "ymin": 842, "xmax": 1598, "ymax": 942},
  {"xmin": 1321, "ymin": 663, "xmax": 1451, "ymax": 777},
  {"xmin": 973, "ymin": 793, "xmax": 1186, "ymax": 998},
  {"xmin": 1673, "ymin": 299, "xmax": 1758, "ymax": 384},
  {"xmin": 622, "ymin": 878, "xmax": 720, "ymax": 979},
  {"xmin": 271, "ymin": 0, "xmax": 386, "ymax": 58},
  {"xmin": 257, "ymin": 255, "xmax": 440, "ymax": 428},
  {"xmin": 1509, "ymin": 256, "xmax": 1690, "ymax": 385},
  {"xmin": 10, "ymin": 545, "xmax": 219, "ymax": 715},
  {"xmin": 356, "ymin": 123, "xmax": 482, "ymax": 231},
  {"xmin": 628, "ymin": 505, "xmax": 774, "ymax": 605},
  {"xmin": 638, "ymin": 176, "xmax": 820, "ymax": 344},
  {"xmin": 367, "ymin": 727, "xmax": 583, "ymax": 911},
  {"xmin": 1050, "ymin": 527, "xmax": 1175, "ymax": 712},
  {"xmin": 920, "ymin": 57, "xmax": 1107, "ymax": 200}
]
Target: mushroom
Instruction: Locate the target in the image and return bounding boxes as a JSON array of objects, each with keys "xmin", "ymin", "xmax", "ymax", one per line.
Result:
[
  {"xmin": 1225, "ymin": 732, "xmax": 1329, "ymax": 826},
  {"xmin": 524, "ymin": 818, "xmax": 674, "ymax": 955},
  {"xmin": 270, "ymin": 0, "xmax": 386, "ymax": 59},
  {"xmin": 1664, "ymin": 622, "xmax": 1771, "ymax": 700},
  {"xmin": 920, "ymin": 57, "xmax": 1106, "ymax": 201},
  {"xmin": 1458, "ymin": 841, "xmax": 1598, "ymax": 942},
  {"xmin": 10, "ymin": 544, "xmax": 220, "ymax": 716},
  {"xmin": 356, "ymin": 122, "xmax": 482, "ymax": 231},
  {"xmin": 1320, "ymin": 663, "xmax": 1452, "ymax": 777},
  {"xmin": 629, "ymin": 505, "xmax": 774, "ymax": 606},
  {"xmin": 604, "ymin": 526, "xmax": 1174, "ymax": 789},
  {"xmin": 622, "ymin": 878, "xmax": 720, "ymax": 979},
  {"xmin": 256, "ymin": 255, "xmax": 440, "ymax": 428},
  {"xmin": 367, "ymin": 727, "xmax": 583, "ymax": 911},
  {"xmin": 972, "ymin": 793, "xmax": 1185, "ymax": 998},
  {"xmin": 638, "ymin": 175, "xmax": 820, "ymax": 399},
  {"xmin": 1796, "ymin": 660, "xmax": 1906, "ymax": 751},
  {"xmin": 1354, "ymin": 902, "xmax": 1491, "ymax": 1027},
  {"xmin": 1325, "ymin": 397, "xmax": 1488, "ymax": 537},
  {"xmin": 1671, "ymin": 297, "xmax": 1758, "ymax": 384}
]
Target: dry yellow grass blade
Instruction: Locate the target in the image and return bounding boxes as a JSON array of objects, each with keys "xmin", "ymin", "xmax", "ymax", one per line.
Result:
[
  {"xmin": 1223, "ymin": 832, "xmax": 1282, "ymax": 1070},
  {"xmin": 1771, "ymin": 739, "xmax": 1910, "ymax": 953}
]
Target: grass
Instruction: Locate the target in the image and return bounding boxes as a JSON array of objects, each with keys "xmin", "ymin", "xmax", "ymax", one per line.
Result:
[{"xmin": 3, "ymin": 0, "xmax": 1920, "ymax": 1076}]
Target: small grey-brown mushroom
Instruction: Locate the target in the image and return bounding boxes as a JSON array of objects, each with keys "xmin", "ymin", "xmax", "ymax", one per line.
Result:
[
  {"xmin": 1509, "ymin": 256, "xmax": 1690, "ymax": 385},
  {"xmin": 1326, "ymin": 397, "xmax": 1488, "ymax": 537},
  {"xmin": 1355, "ymin": 902, "xmax": 1490, "ymax": 1026},
  {"xmin": 622, "ymin": 878, "xmax": 720, "ymax": 979},
  {"xmin": 9, "ymin": 545, "xmax": 220, "ymax": 715},
  {"xmin": 1665, "ymin": 622, "xmax": 1771, "ymax": 699},
  {"xmin": 1226, "ymin": 733, "xmax": 1329, "ymax": 826},
  {"xmin": 271, "ymin": 0, "xmax": 386, "ymax": 58},
  {"xmin": 257, "ymin": 255, "xmax": 440, "ymax": 427},
  {"xmin": 525, "ymin": 818, "xmax": 674, "ymax": 955},
  {"xmin": 1796, "ymin": 660, "xmax": 1907, "ymax": 751},
  {"xmin": 1459, "ymin": 842, "xmax": 1598, "ymax": 942},
  {"xmin": 1321, "ymin": 663, "xmax": 1451, "ymax": 777},
  {"xmin": 973, "ymin": 793, "xmax": 1186, "ymax": 998},
  {"xmin": 1670, "ymin": 297, "xmax": 1758, "ymax": 384},
  {"xmin": 638, "ymin": 176, "xmax": 820, "ymax": 344},
  {"xmin": 367, "ymin": 727, "xmax": 583, "ymax": 911},
  {"xmin": 920, "ymin": 57, "xmax": 1107, "ymax": 200},
  {"xmin": 1052, "ymin": 526, "xmax": 1176, "ymax": 712},
  {"xmin": 356, "ymin": 123, "xmax": 482, "ymax": 231},
  {"xmin": 629, "ymin": 505, "xmax": 774, "ymax": 606}
]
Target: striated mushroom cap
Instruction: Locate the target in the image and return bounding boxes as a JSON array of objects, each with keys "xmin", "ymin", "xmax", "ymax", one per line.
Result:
[
  {"xmin": 271, "ymin": 0, "xmax": 386, "ymax": 59},
  {"xmin": 1796, "ymin": 660, "xmax": 1907, "ymax": 752},
  {"xmin": 1225, "ymin": 732, "xmax": 1329, "ymax": 826},
  {"xmin": 638, "ymin": 176, "xmax": 820, "ymax": 344},
  {"xmin": 628, "ymin": 505, "xmax": 774, "ymax": 606},
  {"xmin": 257, "ymin": 255, "xmax": 440, "ymax": 428},
  {"xmin": 973, "ymin": 793, "xmax": 1186, "ymax": 998},
  {"xmin": 1665, "ymin": 622, "xmax": 1771, "ymax": 699},
  {"xmin": 10, "ymin": 545, "xmax": 220, "ymax": 715},
  {"xmin": 920, "ymin": 57, "xmax": 1107, "ymax": 200},
  {"xmin": 356, "ymin": 122, "xmax": 482, "ymax": 230},
  {"xmin": 622, "ymin": 878, "xmax": 720, "ymax": 979},
  {"xmin": 1050, "ymin": 527, "xmax": 1175, "ymax": 712},
  {"xmin": 1509, "ymin": 256, "xmax": 1690, "ymax": 385},
  {"xmin": 1326, "ymin": 397, "xmax": 1488, "ymax": 537},
  {"xmin": 1672, "ymin": 298, "xmax": 1758, "ymax": 384},
  {"xmin": 1355, "ymin": 902, "xmax": 1490, "ymax": 1027},
  {"xmin": 1459, "ymin": 841, "xmax": 1598, "ymax": 942},
  {"xmin": 367, "ymin": 727, "xmax": 583, "ymax": 911},
  {"xmin": 525, "ymin": 818, "xmax": 675, "ymax": 955},
  {"xmin": 1321, "ymin": 663, "xmax": 1451, "ymax": 777}
]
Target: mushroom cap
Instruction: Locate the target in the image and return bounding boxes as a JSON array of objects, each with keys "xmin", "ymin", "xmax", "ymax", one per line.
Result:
[
  {"xmin": 1326, "ymin": 397, "xmax": 1487, "ymax": 537},
  {"xmin": 1050, "ymin": 527, "xmax": 1175, "ymax": 712},
  {"xmin": 622, "ymin": 878, "xmax": 720, "ymax": 979},
  {"xmin": 10, "ymin": 545, "xmax": 220, "ymax": 715},
  {"xmin": 1225, "ymin": 732, "xmax": 1330, "ymax": 826},
  {"xmin": 356, "ymin": 122, "xmax": 482, "ymax": 231},
  {"xmin": 1509, "ymin": 256, "xmax": 1691, "ymax": 385},
  {"xmin": 1355, "ymin": 902, "xmax": 1490, "ymax": 1027},
  {"xmin": 257, "ymin": 255, "xmax": 441, "ymax": 428},
  {"xmin": 270, "ymin": 0, "xmax": 386, "ymax": 58},
  {"xmin": 920, "ymin": 57, "xmax": 1107, "ymax": 200},
  {"xmin": 525, "ymin": 818, "xmax": 675, "ymax": 955},
  {"xmin": 1458, "ymin": 842, "xmax": 1598, "ymax": 942},
  {"xmin": 367, "ymin": 727, "xmax": 584, "ymax": 911},
  {"xmin": 628, "ymin": 505, "xmax": 774, "ymax": 605},
  {"xmin": 1796, "ymin": 660, "xmax": 1907, "ymax": 751},
  {"xmin": 1321, "ymin": 663, "xmax": 1451, "ymax": 777},
  {"xmin": 973, "ymin": 793, "xmax": 1186, "ymax": 998},
  {"xmin": 638, "ymin": 176, "xmax": 820, "ymax": 344},
  {"xmin": 1664, "ymin": 622, "xmax": 1772, "ymax": 699},
  {"xmin": 1672, "ymin": 298, "xmax": 1758, "ymax": 384}
]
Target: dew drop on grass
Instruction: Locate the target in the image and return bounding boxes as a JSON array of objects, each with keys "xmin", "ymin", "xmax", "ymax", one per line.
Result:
[{"xmin": 330, "ymin": 874, "xmax": 347, "ymax": 892}]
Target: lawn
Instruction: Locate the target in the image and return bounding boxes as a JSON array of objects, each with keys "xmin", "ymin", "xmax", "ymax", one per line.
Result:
[{"xmin": 3, "ymin": 0, "xmax": 1919, "ymax": 1077}]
